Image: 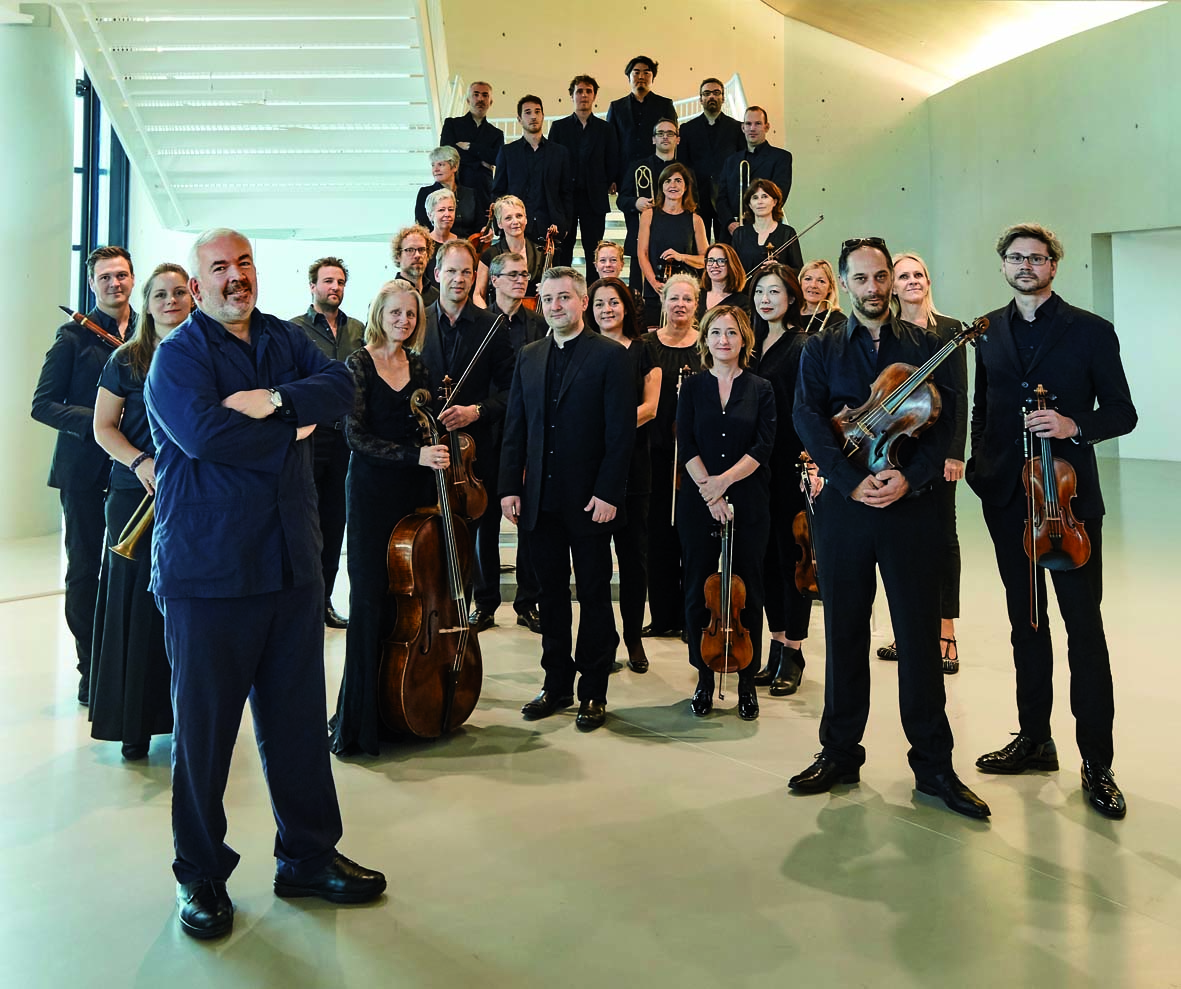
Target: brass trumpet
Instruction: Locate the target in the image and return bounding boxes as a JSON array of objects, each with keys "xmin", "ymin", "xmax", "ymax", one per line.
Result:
[{"xmin": 111, "ymin": 493, "xmax": 154, "ymax": 561}]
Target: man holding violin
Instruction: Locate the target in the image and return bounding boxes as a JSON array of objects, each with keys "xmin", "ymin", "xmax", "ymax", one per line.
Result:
[
  {"xmin": 790, "ymin": 236, "xmax": 989, "ymax": 820},
  {"xmin": 968, "ymin": 222, "xmax": 1137, "ymax": 819}
]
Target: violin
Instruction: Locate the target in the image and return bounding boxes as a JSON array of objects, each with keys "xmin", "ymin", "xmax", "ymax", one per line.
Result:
[
  {"xmin": 792, "ymin": 452, "xmax": 820, "ymax": 600},
  {"xmin": 468, "ymin": 204, "xmax": 496, "ymax": 254},
  {"xmin": 378, "ymin": 390, "xmax": 483, "ymax": 738},
  {"xmin": 832, "ymin": 317, "xmax": 987, "ymax": 473},
  {"xmin": 519, "ymin": 227, "xmax": 556, "ymax": 313},
  {"xmin": 438, "ymin": 375, "xmax": 487, "ymax": 522},
  {"xmin": 700, "ymin": 505, "xmax": 753, "ymax": 699},
  {"xmin": 1022, "ymin": 384, "xmax": 1090, "ymax": 626}
]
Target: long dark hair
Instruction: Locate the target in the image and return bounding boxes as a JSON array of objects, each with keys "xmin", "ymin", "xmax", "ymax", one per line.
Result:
[
  {"xmin": 587, "ymin": 277, "xmax": 644, "ymax": 340},
  {"xmin": 123, "ymin": 262, "xmax": 190, "ymax": 380},
  {"xmin": 748, "ymin": 262, "xmax": 804, "ymax": 335}
]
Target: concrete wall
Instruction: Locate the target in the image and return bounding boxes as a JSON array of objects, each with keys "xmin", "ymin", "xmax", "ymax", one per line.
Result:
[{"xmin": 2, "ymin": 6, "xmax": 76, "ymax": 539}]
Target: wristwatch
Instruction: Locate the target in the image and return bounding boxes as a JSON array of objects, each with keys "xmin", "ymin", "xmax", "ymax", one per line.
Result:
[
  {"xmin": 474, "ymin": 403, "xmax": 483, "ymax": 420},
  {"xmin": 269, "ymin": 388, "xmax": 283, "ymax": 411}
]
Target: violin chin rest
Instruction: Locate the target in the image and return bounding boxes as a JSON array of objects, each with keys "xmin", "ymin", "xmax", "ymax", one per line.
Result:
[{"xmin": 1036, "ymin": 550, "xmax": 1078, "ymax": 572}]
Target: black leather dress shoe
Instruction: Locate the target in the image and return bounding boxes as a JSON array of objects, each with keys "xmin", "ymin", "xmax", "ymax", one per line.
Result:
[
  {"xmin": 626, "ymin": 654, "xmax": 649, "ymax": 674},
  {"xmin": 177, "ymin": 879, "xmax": 233, "ymax": 939},
  {"xmin": 915, "ymin": 772, "xmax": 991, "ymax": 819},
  {"xmin": 641, "ymin": 624, "xmax": 683, "ymax": 638},
  {"xmin": 788, "ymin": 755, "xmax": 860, "ymax": 793},
  {"xmin": 469, "ymin": 608, "xmax": 496, "ymax": 633},
  {"xmin": 753, "ymin": 641, "xmax": 784, "ymax": 685},
  {"xmin": 976, "ymin": 734, "xmax": 1059, "ymax": 774},
  {"xmin": 690, "ymin": 684, "xmax": 713, "ymax": 717},
  {"xmin": 324, "ymin": 603, "xmax": 349, "ymax": 629},
  {"xmin": 521, "ymin": 690, "xmax": 574, "ymax": 720},
  {"xmin": 122, "ymin": 741, "xmax": 149, "ymax": 761},
  {"xmin": 78, "ymin": 676, "xmax": 89, "ymax": 706},
  {"xmin": 1081, "ymin": 761, "xmax": 1127, "ymax": 819},
  {"xmin": 575, "ymin": 699, "xmax": 607, "ymax": 732},
  {"xmin": 770, "ymin": 650, "xmax": 804, "ymax": 696},
  {"xmin": 515, "ymin": 606, "xmax": 542, "ymax": 634},
  {"xmin": 737, "ymin": 685, "xmax": 759, "ymax": 721},
  {"xmin": 275, "ymin": 853, "xmax": 386, "ymax": 903}
]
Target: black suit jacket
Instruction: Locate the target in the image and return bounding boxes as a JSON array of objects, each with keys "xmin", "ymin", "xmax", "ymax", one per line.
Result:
[
  {"xmin": 491, "ymin": 137, "xmax": 574, "ymax": 242},
  {"xmin": 547, "ymin": 113, "xmax": 620, "ymax": 215},
  {"xmin": 499, "ymin": 329, "xmax": 635, "ymax": 535},
  {"xmin": 606, "ymin": 92, "xmax": 678, "ymax": 185},
  {"xmin": 440, "ymin": 113, "xmax": 504, "ymax": 197},
  {"xmin": 966, "ymin": 295, "xmax": 1137, "ymax": 518},
  {"xmin": 678, "ymin": 112, "xmax": 745, "ymax": 213},
  {"xmin": 421, "ymin": 301, "xmax": 516, "ymax": 467},
  {"xmin": 31, "ymin": 310, "xmax": 134, "ymax": 490},
  {"xmin": 414, "ymin": 181, "xmax": 482, "ymax": 239},
  {"xmin": 716, "ymin": 142, "xmax": 794, "ymax": 236}
]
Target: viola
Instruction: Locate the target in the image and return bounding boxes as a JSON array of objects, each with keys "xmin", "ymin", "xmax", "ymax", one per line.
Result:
[
  {"xmin": 792, "ymin": 452, "xmax": 820, "ymax": 600},
  {"xmin": 378, "ymin": 389, "xmax": 483, "ymax": 738},
  {"xmin": 1021, "ymin": 384, "xmax": 1090, "ymax": 626},
  {"xmin": 438, "ymin": 375, "xmax": 487, "ymax": 522},
  {"xmin": 700, "ymin": 505, "xmax": 753, "ymax": 699},
  {"xmin": 468, "ymin": 204, "xmax": 496, "ymax": 254},
  {"xmin": 832, "ymin": 317, "xmax": 987, "ymax": 473},
  {"xmin": 519, "ymin": 227, "xmax": 556, "ymax": 313}
]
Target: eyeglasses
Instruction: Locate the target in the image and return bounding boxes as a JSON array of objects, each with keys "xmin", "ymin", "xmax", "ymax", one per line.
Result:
[
  {"xmin": 701, "ymin": 89, "xmax": 724, "ymax": 98},
  {"xmin": 654, "ymin": 130, "xmax": 677, "ymax": 138},
  {"xmin": 401, "ymin": 246, "xmax": 429, "ymax": 256},
  {"xmin": 705, "ymin": 257, "xmax": 728, "ymax": 267},
  {"xmin": 495, "ymin": 271, "xmax": 530, "ymax": 280},
  {"xmin": 1002, "ymin": 252, "xmax": 1052, "ymax": 266}
]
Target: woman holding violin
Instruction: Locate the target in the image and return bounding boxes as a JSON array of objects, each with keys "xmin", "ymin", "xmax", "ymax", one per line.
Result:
[
  {"xmin": 588, "ymin": 277, "xmax": 661, "ymax": 672},
  {"xmin": 798, "ymin": 259, "xmax": 844, "ymax": 333},
  {"xmin": 474, "ymin": 195, "xmax": 543, "ymax": 307},
  {"xmin": 697, "ymin": 242, "xmax": 750, "ymax": 320},
  {"xmin": 730, "ymin": 179, "xmax": 803, "ymax": 278},
  {"xmin": 640, "ymin": 274, "xmax": 703, "ymax": 639},
  {"xmin": 89, "ymin": 262, "xmax": 190, "ymax": 760},
  {"xmin": 414, "ymin": 146, "xmax": 481, "ymax": 240},
  {"xmin": 330, "ymin": 279, "xmax": 450, "ymax": 756},
  {"xmin": 748, "ymin": 263, "xmax": 814, "ymax": 697},
  {"xmin": 637, "ymin": 162, "xmax": 708, "ymax": 328},
  {"xmin": 876, "ymin": 252, "xmax": 968, "ymax": 674},
  {"xmin": 677, "ymin": 305, "xmax": 776, "ymax": 719}
]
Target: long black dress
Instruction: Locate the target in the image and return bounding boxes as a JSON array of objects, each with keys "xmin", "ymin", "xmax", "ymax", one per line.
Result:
[
  {"xmin": 330, "ymin": 347, "xmax": 434, "ymax": 756},
  {"xmin": 89, "ymin": 353, "xmax": 173, "ymax": 750},
  {"xmin": 642, "ymin": 210, "xmax": 697, "ymax": 327},
  {"xmin": 640, "ymin": 330, "xmax": 702, "ymax": 633}
]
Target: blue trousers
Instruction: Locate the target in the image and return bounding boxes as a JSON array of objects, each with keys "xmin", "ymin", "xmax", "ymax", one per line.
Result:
[{"xmin": 160, "ymin": 581, "xmax": 343, "ymax": 884}]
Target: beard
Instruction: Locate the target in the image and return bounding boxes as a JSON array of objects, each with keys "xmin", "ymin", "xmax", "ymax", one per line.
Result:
[{"xmin": 853, "ymin": 293, "xmax": 889, "ymax": 320}]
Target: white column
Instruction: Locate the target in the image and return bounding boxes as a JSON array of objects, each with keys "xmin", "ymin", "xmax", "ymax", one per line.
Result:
[{"xmin": 0, "ymin": 5, "xmax": 75, "ymax": 539}]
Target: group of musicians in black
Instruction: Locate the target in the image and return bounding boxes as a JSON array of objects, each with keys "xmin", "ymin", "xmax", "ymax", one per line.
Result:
[{"xmin": 31, "ymin": 52, "xmax": 1138, "ymax": 940}]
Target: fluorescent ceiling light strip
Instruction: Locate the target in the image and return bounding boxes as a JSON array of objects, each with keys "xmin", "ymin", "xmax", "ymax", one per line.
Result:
[
  {"xmin": 172, "ymin": 181, "xmax": 417, "ymax": 190},
  {"xmin": 155, "ymin": 147, "xmax": 426, "ymax": 156},
  {"xmin": 111, "ymin": 43, "xmax": 413, "ymax": 53},
  {"xmin": 97, "ymin": 15, "xmax": 412, "ymax": 22},
  {"xmin": 144, "ymin": 123, "xmax": 431, "ymax": 132},
  {"xmin": 127, "ymin": 71, "xmax": 417, "ymax": 80},
  {"xmin": 136, "ymin": 99, "xmax": 423, "ymax": 108}
]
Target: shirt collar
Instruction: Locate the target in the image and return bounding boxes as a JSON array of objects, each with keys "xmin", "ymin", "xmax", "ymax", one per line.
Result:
[{"xmin": 1005, "ymin": 291, "xmax": 1060, "ymax": 324}]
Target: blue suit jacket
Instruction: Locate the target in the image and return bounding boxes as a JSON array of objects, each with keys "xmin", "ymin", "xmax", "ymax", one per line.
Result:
[{"xmin": 145, "ymin": 308, "xmax": 354, "ymax": 598}]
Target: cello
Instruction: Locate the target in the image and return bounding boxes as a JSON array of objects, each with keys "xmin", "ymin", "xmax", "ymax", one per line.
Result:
[
  {"xmin": 700, "ymin": 503, "xmax": 753, "ymax": 700},
  {"xmin": 1022, "ymin": 384, "xmax": 1091, "ymax": 628},
  {"xmin": 378, "ymin": 389, "xmax": 483, "ymax": 738},
  {"xmin": 832, "ymin": 317, "xmax": 987, "ymax": 473}
]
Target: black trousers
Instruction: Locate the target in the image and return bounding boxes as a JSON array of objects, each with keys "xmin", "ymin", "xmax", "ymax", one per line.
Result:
[
  {"xmin": 814, "ymin": 487, "xmax": 953, "ymax": 779},
  {"xmin": 60, "ymin": 484, "xmax": 106, "ymax": 676},
  {"xmin": 612, "ymin": 492, "xmax": 650, "ymax": 646},
  {"xmin": 161, "ymin": 580, "xmax": 343, "ymax": 885},
  {"xmin": 983, "ymin": 495, "xmax": 1113, "ymax": 765},
  {"xmin": 762, "ymin": 478, "xmax": 814, "ymax": 651},
  {"xmin": 311, "ymin": 427, "xmax": 350, "ymax": 601},
  {"xmin": 678, "ymin": 492, "xmax": 768, "ymax": 678},
  {"xmin": 559, "ymin": 194, "xmax": 606, "ymax": 269},
  {"xmin": 646, "ymin": 447, "xmax": 685, "ymax": 630},
  {"xmin": 531, "ymin": 510, "xmax": 618, "ymax": 702},
  {"xmin": 472, "ymin": 445, "xmax": 506, "ymax": 613},
  {"xmin": 513, "ymin": 525, "xmax": 541, "ymax": 613},
  {"xmin": 936, "ymin": 477, "xmax": 961, "ymax": 620}
]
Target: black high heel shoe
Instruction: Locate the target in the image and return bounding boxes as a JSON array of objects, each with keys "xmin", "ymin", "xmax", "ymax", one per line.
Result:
[{"xmin": 752, "ymin": 641, "xmax": 783, "ymax": 686}]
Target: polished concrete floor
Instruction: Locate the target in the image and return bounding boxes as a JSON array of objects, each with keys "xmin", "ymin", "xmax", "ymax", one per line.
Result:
[{"xmin": 2, "ymin": 459, "xmax": 1179, "ymax": 988}]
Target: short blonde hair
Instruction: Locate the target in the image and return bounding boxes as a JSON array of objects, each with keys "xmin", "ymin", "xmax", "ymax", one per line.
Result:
[
  {"xmin": 698, "ymin": 305, "xmax": 755, "ymax": 369},
  {"xmin": 661, "ymin": 272, "xmax": 700, "ymax": 305},
  {"xmin": 890, "ymin": 251, "xmax": 943, "ymax": 319},
  {"xmin": 798, "ymin": 259, "xmax": 839, "ymax": 311},
  {"xmin": 493, "ymin": 195, "xmax": 527, "ymax": 226},
  {"xmin": 365, "ymin": 279, "xmax": 426, "ymax": 353}
]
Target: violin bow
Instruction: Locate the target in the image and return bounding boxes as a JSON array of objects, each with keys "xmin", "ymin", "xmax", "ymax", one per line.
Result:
[{"xmin": 437, "ymin": 313, "xmax": 508, "ymax": 414}]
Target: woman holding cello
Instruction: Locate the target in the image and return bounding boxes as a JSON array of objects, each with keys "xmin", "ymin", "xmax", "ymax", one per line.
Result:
[
  {"xmin": 677, "ymin": 305, "xmax": 776, "ymax": 719},
  {"xmin": 330, "ymin": 279, "xmax": 450, "ymax": 756},
  {"xmin": 748, "ymin": 263, "xmax": 815, "ymax": 697}
]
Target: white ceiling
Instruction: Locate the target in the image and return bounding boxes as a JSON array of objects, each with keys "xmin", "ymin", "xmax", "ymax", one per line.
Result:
[{"xmin": 56, "ymin": 0, "xmax": 447, "ymax": 240}]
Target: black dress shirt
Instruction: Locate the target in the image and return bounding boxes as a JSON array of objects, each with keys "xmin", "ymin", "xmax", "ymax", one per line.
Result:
[{"xmin": 679, "ymin": 112, "xmax": 745, "ymax": 212}]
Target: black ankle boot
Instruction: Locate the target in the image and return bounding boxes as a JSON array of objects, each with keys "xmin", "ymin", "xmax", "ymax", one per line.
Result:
[
  {"xmin": 752, "ymin": 641, "xmax": 783, "ymax": 685},
  {"xmin": 770, "ymin": 647, "xmax": 804, "ymax": 696}
]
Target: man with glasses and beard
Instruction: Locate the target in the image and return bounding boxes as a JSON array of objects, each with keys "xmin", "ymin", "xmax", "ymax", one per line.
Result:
[
  {"xmin": 679, "ymin": 78, "xmax": 744, "ymax": 242},
  {"xmin": 968, "ymin": 222, "xmax": 1137, "ymax": 819},
  {"xmin": 788, "ymin": 236, "xmax": 988, "ymax": 820},
  {"xmin": 390, "ymin": 225, "xmax": 439, "ymax": 308}
]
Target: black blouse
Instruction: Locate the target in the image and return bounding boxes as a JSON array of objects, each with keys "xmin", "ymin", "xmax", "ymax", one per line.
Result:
[
  {"xmin": 99, "ymin": 351, "xmax": 152, "ymax": 491},
  {"xmin": 641, "ymin": 330, "xmax": 703, "ymax": 451},
  {"xmin": 344, "ymin": 348, "xmax": 433, "ymax": 469},
  {"xmin": 731, "ymin": 222, "xmax": 803, "ymax": 278}
]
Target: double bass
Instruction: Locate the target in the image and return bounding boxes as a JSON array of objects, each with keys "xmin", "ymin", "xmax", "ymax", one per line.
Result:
[
  {"xmin": 832, "ymin": 317, "xmax": 987, "ymax": 473},
  {"xmin": 378, "ymin": 390, "xmax": 483, "ymax": 738},
  {"xmin": 700, "ymin": 504, "xmax": 753, "ymax": 700},
  {"xmin": 1022, "ymin": 384, "xmax": 1090, "ymax": 628}
]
